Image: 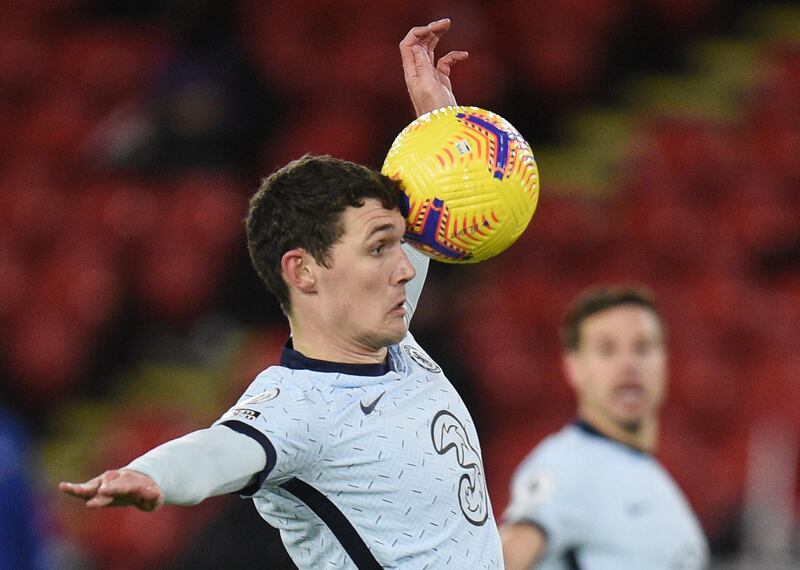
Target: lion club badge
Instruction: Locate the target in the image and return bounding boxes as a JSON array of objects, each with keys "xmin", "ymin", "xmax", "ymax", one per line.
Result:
[{"xmin": 403, "ymin": 345, "xmax": 442, "ymax": 373}]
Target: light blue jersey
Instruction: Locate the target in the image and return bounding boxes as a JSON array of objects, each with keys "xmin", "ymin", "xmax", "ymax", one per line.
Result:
[
  {"xmin": 213, "ymin": 333, "xmax": 502, "ymax": 569},
  {"xmin": 504, "ymin": 421, "xmax": 709, "ymax": 570}
]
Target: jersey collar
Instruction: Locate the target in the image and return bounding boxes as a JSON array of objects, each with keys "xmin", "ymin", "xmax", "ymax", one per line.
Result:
[
  {"xmin": 281, "ymin": 339, "xmax": 391, "ymax": 377},
  {"xmin": 573, "ymin": 417, "xmax": 650, "ymax": 456}
]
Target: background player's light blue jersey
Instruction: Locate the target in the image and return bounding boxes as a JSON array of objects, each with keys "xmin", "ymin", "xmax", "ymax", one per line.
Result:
[
  {"xmin": 504, "ymin": 421, "xmax": 709, "ymax": 570},
  {"xmin": 213, "ymin": 331, "xmax": 503, "ymax": 569}
]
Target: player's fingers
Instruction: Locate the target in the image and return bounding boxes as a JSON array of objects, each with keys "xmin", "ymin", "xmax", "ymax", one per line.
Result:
[
  {"xmin": 98, "ymin": 475, "xmax": 144, "ymax": 497},
  {"xmin": 136, "ymin": 487, "xmax": 164, "ymax": 512},
  {"xmin": 427, "ymin": 18, "xmax": 451, "ymax": 36},
  {"xmin": 427, "ymin": 30, "xmax": 440, "ymax": 62},
  {"xmin": 404, "ymin": 44, "xmax": 435, "ymax": 85},
  {"xmin": 86, "ymin": 494, "xmax": 117, "ymax": 509},
  {"xmin": 427, "ymin": 19, "xmax": 452, "ymax": 60},
  {"xmin": 399, "ymin": 24, "xmax": 435, "ymax": 51},
  {"xmin": 400, "ymin": 18, "xmax": 449, "ymax": 55},
  {"xmin": 400, "ymin": 36, "xmax": 427, "ymax": 84},
  {"xmin": 133, "ymin": 484, "xmax": 160, "ymax": 503},
  {"xmin": 101, "ymin": 469, "xmax": 122, "ymax": 482},
  {"xmin": 58, "ymin": 481, "xmax": 91, "ymax": 498},
  {"xmin": 59, "ymin": 476, "xmax": 103, "ymax": 498},
  {"xmin": 436, "ymin": 51, "xmax": 469, "ymax": 77},
  {"xmin": 400, "ymin": 26, "xmax": 436, "ymax": 80}
]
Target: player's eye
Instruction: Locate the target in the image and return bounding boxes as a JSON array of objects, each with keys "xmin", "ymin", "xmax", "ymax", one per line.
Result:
[
  {"xmin": 597, "ymin": 342, "xmax": 616, "ymax": 357},
  {"xmin": 634, "ymin": 339, "xmax": 654, "ymax": 356},
  {"xmin": 370, "ymin": 244, "xmax": 385, "ymax": 256}
]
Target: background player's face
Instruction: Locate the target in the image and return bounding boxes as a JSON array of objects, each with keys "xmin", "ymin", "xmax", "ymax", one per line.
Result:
[
  {"xmin": 566, "ymin": 305, "xmax": 666, "ymax": 432},
  {"xmin": 312, "ymin": 199, "xmax": 415, "ymax": 350}
]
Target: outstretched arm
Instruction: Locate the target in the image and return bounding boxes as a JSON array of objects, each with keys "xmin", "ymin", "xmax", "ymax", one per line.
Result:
[
  {"xmin": 399, "ymin": 18, "xmax": 468, "ymax": 117},
  {"xmin": 59, "ymin": 425, "xmax": 266, "ymax": 510},
  {"xmin": 399, "ymin": 19, "xmax": 469, "ymax": 324}
]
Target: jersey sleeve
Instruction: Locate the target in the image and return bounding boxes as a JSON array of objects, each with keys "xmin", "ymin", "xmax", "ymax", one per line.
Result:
[
  {"xmin": 503, "ymin": 440, "xmax": 587, "ymax": 556},
  {"xmin": 125, "ymin": 426, "xmax": 267, "ymax": 505},
  {"xmin": 212, "ymin": 373, "xmax": 326, "ymax": 494},
  {"xmin": 402, "ymin": 242, "xmax": 429, "ymax": 326}
]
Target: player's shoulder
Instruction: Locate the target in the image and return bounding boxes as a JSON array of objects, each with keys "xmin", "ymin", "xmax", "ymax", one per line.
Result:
[
  {"xmin": 505, "ymin": 425, "xmax": 590, "ymax": 521},
  {"xmin": 516, "ymin": 424, "xmax": 594, "ymax": 480},
  {"xmin": 234, "ymin": 364, "xmax": 327, "ymax": 410},
  {"xmin": 394, "ymin": 332, "xmax": 443, "ymax": 374}
]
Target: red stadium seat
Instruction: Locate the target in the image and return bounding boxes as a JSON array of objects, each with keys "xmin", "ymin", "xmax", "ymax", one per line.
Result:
[
  {"xmin": 130, "ymin": 172, "xmax": 247, "ymax": 326},
  {"xmin": 488, "ymin": 0, "xmax": 624, "ymax": 102},
  {"xmin": 454, "ymin": 277, "xmax": 571, "ymax": 415},
  {"xmin": 260, "ymin": 107, "xmax": 378, "ymax": 171},
  {"xmin": 16, "ymin": 91, "xmax": 97, "ymax": 162},
  {"xmin": 0, "ymin": 241, "xmax": 30, "ymax": 322},
  {"xmin": 718, "ymin": 170, "xmax": 799, "ymax": 257},
  {"xmin": 0, "ymin": 25, "xmax": 48, "ymax": 101},
  {"xmin": 165, "ymin": 173, "xmax": 247, "ymax": 255},
  {"xmin": 69, "ymin": 177, "xmax": 161, "ymax": 250},
  {"xmin": 4, "ymin": 307, "xmax": 91, "ymax": 404},
  {"xmin": 0, "ymin": 166, "xmax": 68, "ymax": 250},
  {"xmin": 134, "ymin": 232, "xmax": 221, "ymax": 327},
  {"xmin": 659, "ymin": 411, "xmax": 748, "ymax": 537},
  {"xmin": 0, "ymin": 0, "xmax": 79, "ymax": 25},
  {"xmin": 47, "ymin": 26, "xmax": 169, "ymax": 108},
  {"xmin": 240, "ymin": 0, "xmax": 416, "ymax": 101},
  {"xmin": 33, "ymin": 236, "xmax": 123, "ymax": 333},
  {"xmin": 647, "ymin": 0, "xmax": 715, "ymax": 32}
]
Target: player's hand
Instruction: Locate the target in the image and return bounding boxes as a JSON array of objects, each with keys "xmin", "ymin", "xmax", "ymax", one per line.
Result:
[
  {"xmin": 400, "ymin": 18, "xmax": 469, "ymax": 117},
  {"xmin": 59, "ymin": 469, "xmax": 165, "ymax": 511}
]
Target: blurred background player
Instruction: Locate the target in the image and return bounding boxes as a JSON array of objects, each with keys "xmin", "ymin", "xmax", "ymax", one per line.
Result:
[
  {"xmin": 501, "ymin": 286, "xmax": 709, "ymax": 570},
  {"xmin": 59, "ymin": 20, "xmax": 505, "ymax": 570}
]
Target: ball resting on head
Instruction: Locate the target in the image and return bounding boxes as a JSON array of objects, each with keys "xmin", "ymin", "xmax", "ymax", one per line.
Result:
[{"xmin": 382, "ymin": 106, "xmax": 540, "ymax": 263}]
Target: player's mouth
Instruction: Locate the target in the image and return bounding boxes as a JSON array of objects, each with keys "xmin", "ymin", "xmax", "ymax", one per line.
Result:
[
  {"xmin": 390, "ymin": 299, "xmax": 407, "ymax": 316},
  {"xmin": 612, "ymin": 383, "xmax": 646, "ymax": 406}
]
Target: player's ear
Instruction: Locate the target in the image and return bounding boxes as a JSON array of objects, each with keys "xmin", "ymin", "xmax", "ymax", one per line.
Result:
[
  {"xmin": 281, "ymin": 249, "xmax": 317, "ymax": 294},
  {"xmin": 562, "ymin": 352, "xmax": 581, "ymax": 390}
]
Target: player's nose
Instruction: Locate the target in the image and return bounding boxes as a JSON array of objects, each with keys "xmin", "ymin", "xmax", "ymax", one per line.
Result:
[
  {"xmin": 395, "ymin": 247, "xmax": 416, "ymax": 284},
  {"xmin": 618, "ymin": 348, "xmax": 644, "ymax": 373}
]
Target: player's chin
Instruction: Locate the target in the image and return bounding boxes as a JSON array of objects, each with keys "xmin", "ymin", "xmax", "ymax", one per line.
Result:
[
  {"xmin": 378, "ymin": 321, "xmax": 409, "ymax": 347},
  {"xmin": 612, "ymin": 407, "xmax": 648, "ymax": 431}
]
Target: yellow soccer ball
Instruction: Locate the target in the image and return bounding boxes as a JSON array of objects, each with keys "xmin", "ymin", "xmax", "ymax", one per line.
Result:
[{"xmin": 382, "ymin": 106, "xmax": 539, "ymax": 263}]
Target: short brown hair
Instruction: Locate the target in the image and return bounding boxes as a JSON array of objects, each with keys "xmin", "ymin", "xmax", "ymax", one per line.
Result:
[
  {"xmin": 562, "ymin": 285, "xmax": 662, "ymax": 351},
  {"xmin": 246, "ymin": 155, "xmax": 402, "ymax": 314}
]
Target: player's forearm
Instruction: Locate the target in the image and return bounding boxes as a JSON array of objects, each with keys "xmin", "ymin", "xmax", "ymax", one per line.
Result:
[
  {"xmin": 125, "ymin": 426, "xmax": 266, "ymax": 505},
  {"xmin": 403, "ymin": 243, "xmax": 429, "ymax": 324}
]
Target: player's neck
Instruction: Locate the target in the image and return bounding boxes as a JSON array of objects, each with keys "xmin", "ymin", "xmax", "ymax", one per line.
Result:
[
  {"xmin": 578, "ymin": 407, "xmax": 659, "ymax": 453},
  {"xmin": 288, "ymin": 318, "xmax": 389, "ymax": 365}
]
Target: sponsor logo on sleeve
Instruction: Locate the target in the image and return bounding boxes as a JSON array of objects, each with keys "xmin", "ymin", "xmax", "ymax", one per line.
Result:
[
  {"xmin": 241, "ymin": 387, "xmax": 280, "ymax": 406},
  {"xmin": 228, "ymin": 408, "xmax": 261, "ymax": 421},
  {"xmin": 520, "ymin": 471, "xmax": 555, "ymax": 507}
]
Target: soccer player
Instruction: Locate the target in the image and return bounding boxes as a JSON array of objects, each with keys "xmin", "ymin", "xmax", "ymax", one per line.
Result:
[
  {"xmin": 60, "ymin": 19, "xmax": 504, "ymax": 569},
  {"xmin": 500, "ymin": 286, "xmax": 710, "ymax": 569}
]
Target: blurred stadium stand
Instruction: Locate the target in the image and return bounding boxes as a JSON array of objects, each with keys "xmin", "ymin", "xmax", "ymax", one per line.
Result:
[{"xmin": 0, "ymin": 1, "xmax": 798, "ymax": 568}]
